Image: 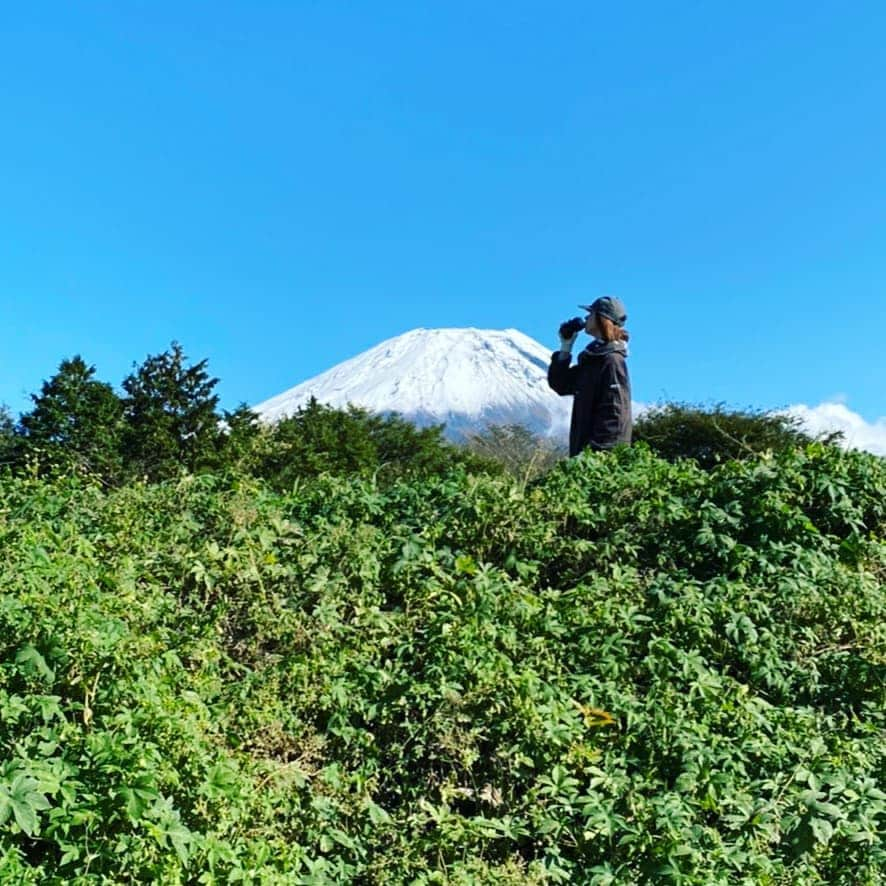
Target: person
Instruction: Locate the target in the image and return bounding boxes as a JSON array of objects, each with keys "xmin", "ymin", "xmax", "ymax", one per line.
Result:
[{"xmin": 547, "ymin": 296, "xmax": 632, "ymax": 456}]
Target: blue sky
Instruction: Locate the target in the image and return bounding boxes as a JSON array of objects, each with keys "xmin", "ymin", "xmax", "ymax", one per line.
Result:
[{"xmin": 2, "ymin": 2, "xmax": 884, "ymax": 435}]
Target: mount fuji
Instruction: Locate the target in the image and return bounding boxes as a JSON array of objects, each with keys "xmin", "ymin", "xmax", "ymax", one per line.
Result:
[{"xmin": 254, "ymin": 327, "xmax": 573, "ymax": 439}]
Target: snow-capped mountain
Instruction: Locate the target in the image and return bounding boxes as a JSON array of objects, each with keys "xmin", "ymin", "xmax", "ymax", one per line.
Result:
[{"xmin": 254, "ymin": 327, "xmax": 571, "ymax": 439}]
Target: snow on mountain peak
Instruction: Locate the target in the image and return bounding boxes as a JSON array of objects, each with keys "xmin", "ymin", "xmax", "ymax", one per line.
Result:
[{"xmin": 254, "ymin": 327, "xmax": 571, "ymax": 438}]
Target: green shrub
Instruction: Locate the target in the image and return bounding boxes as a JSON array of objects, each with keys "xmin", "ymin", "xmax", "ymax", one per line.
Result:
[
  {"xmin": 0, "ymin": 444, "xmax": 883, "ymax": 883},
  {"xmin": 464, "ymin": 423, "xmax": 565, "ymax": 484},
  {"xmin": 633, "ymin": 402, "xmax": 836, "ymax": 469},
  {"xmin": 251, "ymin": 398, "xmax": 500, "ymax": 488}
]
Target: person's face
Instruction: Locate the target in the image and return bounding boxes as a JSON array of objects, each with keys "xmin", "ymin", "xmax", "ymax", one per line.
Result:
[{"xmin": 585, "ymin": 312, "xmax": 602, "ymax": 338}]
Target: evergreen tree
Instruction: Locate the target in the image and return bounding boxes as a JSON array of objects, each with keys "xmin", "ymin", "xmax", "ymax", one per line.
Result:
[
  {"xmin": 257, "ymin": 398, "xmax": 377, "ymax": 485},
  {"xmin": 19, "ymin": 356, "xmax": 124, "ymax": 481},
  {"xmin": 121, "ymin": 342, "xmax": 221, "ymax": 480},
  {"xmin": 219, "ymin": 403, "xmax": 264, "ymax": 472}
]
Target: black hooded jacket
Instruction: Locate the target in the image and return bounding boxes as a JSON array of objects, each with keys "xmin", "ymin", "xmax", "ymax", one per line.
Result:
[{"xmin": 547, "ymin": 341, "xmax": 632, "ymax": 456}]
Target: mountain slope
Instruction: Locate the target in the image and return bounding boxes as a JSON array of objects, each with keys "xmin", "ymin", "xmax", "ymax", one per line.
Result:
[{"xmin": 254, "ymin": 327, "xmax": 572, "ymax": 438}]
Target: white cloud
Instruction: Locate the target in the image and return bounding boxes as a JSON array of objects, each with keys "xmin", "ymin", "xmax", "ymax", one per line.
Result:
[{"xmin": 782, "ymin": 402, "xmax": 886, "ymax": 456}]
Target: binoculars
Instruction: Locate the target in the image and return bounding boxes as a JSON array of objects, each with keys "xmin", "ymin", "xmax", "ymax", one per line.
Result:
[{"xmin": 559, "ymin": 317, "xmax": 585, "ymax": 339}]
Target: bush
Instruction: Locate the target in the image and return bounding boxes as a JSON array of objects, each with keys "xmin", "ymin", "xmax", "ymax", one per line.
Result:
[
  {"xmin": 464, "ymin": 423, "xmax": 565, "ymax": 484},
  {"xmin": 632, "ymin": 402, "xmax": 834, "ymax": 469},
  {"xmin": 0, "ymin": 445, "xmax": 883, "ymax": 883},
  {"xmin": 251, "ymin": 398, "xmax": 500, "ymax": 489}
]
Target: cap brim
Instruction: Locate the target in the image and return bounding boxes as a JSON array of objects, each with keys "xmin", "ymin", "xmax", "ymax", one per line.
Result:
[{"xmin": 580, "ymin": 304, "xmax": 626, "ymax": 325}]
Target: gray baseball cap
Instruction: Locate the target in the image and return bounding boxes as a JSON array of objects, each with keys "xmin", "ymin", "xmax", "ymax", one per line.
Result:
[{"xmin": 578, "ymin": 296, "xmax": 627, "ymax": 327}]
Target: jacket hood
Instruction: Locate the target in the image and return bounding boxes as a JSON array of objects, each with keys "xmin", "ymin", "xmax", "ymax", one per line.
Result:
[{"xmin": 579, "ymin": 339, "xmax": 629, "ymax": 361}]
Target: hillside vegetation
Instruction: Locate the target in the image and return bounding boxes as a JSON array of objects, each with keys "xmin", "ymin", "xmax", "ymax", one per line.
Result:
[
  {"xmin": 1, "ymin": 441, "xmax": 884, "ymax": 884},
  {"xmin": 2, "ymin": 343, "xmax": 829, "ymax": 488}
]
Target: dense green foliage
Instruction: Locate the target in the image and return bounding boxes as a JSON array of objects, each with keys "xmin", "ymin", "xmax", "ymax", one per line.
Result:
[
  {"xmin": 8, "ymin": 344, "xmax": 223, "ymax": 485},
  {"xmin": 0, "ymin": 408, "xmax": 18, "ymax": 470},
  {"xmin": 633, "ymin": 403, "xmax": 830, "ymax": 469},
  {"xmin": 464, "ymin": 424, "xmax": 564, "ymax": 484},
  {"xmin": 120, "ymin": 342, "xmax": 223, "ymax": 481},
  {"xmin": 1, "ymin": 442, "xmax": 883, "ymax": 883},
  {"xmin": 246, "ymin": 398, "xmax": 498, "ymax": 490},
  {"xmin": 19, "ymin": 356, "xmax": 125, "ymax": 482},
  {"xmin": 7, "ymin": 344, "xmax": 859, "ymax": 487},
  {"xmin": 6, "ymin": 348, "xmax": 492, "ymax": 488}
]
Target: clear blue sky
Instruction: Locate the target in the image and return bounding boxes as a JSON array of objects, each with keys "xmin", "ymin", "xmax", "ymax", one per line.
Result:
[{"xmin": 2, "ymin": 2, "xmax": 884, "ymax": 422}]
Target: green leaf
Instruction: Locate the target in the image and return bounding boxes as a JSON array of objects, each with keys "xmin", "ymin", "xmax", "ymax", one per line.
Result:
[
  {"xmin": 120, "ymin": 784, "xmax": 159, "ymax": 822},
  {"xmin": 15, "ymin": 644, "xmax": 55, "ymax": 682},
  {"xmin": 5, "ymin": 774, "xmax": 51, "ymax": 836},
  {"xmin": 367, "ymin": 801, "xmax": 391, "ymax": 826},
  {"xmin": 168, "ymin": 821, "xmax": 192, "ymax": 864},
  {"xmin": 454, "ymin": 555, "xmax": 478, "ymax": 576},
  {"xmin": 810, "ymin": 817, "xmax": 833, "ymax": 845}
]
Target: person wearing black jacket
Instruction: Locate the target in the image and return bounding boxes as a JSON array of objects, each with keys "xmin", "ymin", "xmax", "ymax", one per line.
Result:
[{"xmin": 547, "ymin": 296, "xmax": 632, "ymax": 456}]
